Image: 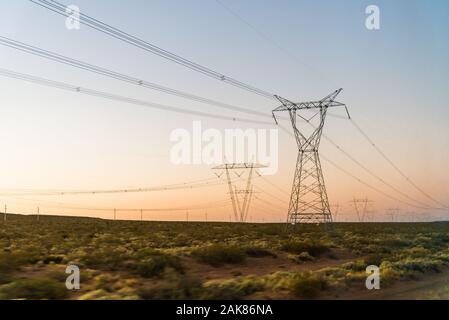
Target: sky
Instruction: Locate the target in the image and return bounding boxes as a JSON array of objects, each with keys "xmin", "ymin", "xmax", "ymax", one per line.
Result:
[{"xmin": 0, "ymin": 0, "xmax": 448, "ymax": 222}]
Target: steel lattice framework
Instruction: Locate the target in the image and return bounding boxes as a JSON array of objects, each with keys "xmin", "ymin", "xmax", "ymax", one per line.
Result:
[{"xmin": 273, "ymin": 89, "xmax": 349, "ymax": 224}]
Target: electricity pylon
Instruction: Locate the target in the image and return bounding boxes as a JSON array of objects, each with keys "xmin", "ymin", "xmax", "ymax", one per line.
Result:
[
  {"xmin": 331, "ymin": 203, "xmax": 341, "ymax": 222},
  {"xmin": 213, "ymin": 163, "xmax": 266, "ymax": 222},
  {"xmin": 350, "ymin": 198, "xmax": 374, "ymax": 222},
  {"xmin": 386, "ymin": 207, "xmax": 400, "ymax": 222},
  {"xmin": 273, "ymin": 89, "xmax": 349, "ymax": 224}
]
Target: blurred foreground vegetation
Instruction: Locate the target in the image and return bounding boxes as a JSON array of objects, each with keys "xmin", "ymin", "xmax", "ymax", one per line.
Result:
[{"xmin": 1, "ymin": 214, "xmax": 449, "ymax": 300}]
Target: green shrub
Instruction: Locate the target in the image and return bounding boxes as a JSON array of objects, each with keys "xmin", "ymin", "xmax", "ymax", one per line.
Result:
[
  {"xmin": 137, "ymin": 277, "xmax": 203, "ymax": 300},
  {"xmin": 437, "ymin": 253, "xmax": 449, "ymax": 263},
  {"xmin": 0, "ymin": 250, "xmax": 42, "ymax": 275},
  {"xmin": 0, "ymin": 278, "xmax": 67, "ymax": 300},
  {"xmin": 133, "ymin": 248, "xmax": 163, "ymax": 259},
  {"xmin": 12, "ymin": 248, "xmax": 42, "ymax": 265},
  {"xmin": 381, "ymin": 239, "xmax": 411, "ymax": 249},
  {"xmin": 297, "ymin": 252, "xmax": 315, "ymax": 262},
  {"xmin": 82, "ymin": 248, "xmax": 127, "ymax": 271},
  {"xmin": 136, "ymin": 256, "xmax": 183, "ymax": 278},
  {"xmin": 390, "ymin": 258, "xmax": 441, "ymax": 274},
  {"xmin": 43, "ymin": 255, "xmax": 64, "ymax": 264},
  {"xmin": 288, "ymin": 252, "xmax": 315, "ymax": 264},
  {"xmin": 133, "ymin": 249, "xmax": 183, "ymax": 278},
  {"xmin": 202, "ymin": 278, "xmax": 264, "ymax": 300},
  {"xmin": 192, "ymin": 245, "xmax": 246, "ymax": 267},
  {"xmin": 380, "ymin": 261, "xmax": 404, "ymax": 282},
  {"xmin": 364, "ymin": 253, "xmax": 385, "ymax": 266},
  {"xmin": 46, "ymin": 270, "xmax": 70, "ymax": 282},
  {"xmin": 0, "ymin": 272, "xmax": 12, "ymax": 285},
  {"xmin": 421, "ymin": 233, "xmax": 449, "ymax": 249},
  {"xmin": 342, "ymin": 260, "xmax": 366, "ymax": 272},
  {"xmin": 281, "ymin": 240, "xmax": 329, "ymax": 257},
  {"xmin": 83, "ymin": 251, "xmax": 116, "ymax": 269},
  {"xmin": 290, "ymin": 272, "xmax": 327, "ymax": 299},
  {"xmin": 245, "ymin": 247, "xmax": 276, "ymax": 258},
  {"xmin": 0, "ymin": 253, "xmax": 18, "ymax": 274}
]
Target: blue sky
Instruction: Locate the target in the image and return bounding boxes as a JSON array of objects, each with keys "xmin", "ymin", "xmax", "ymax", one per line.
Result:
[{"xmin": 0, "ymin": 0, "xmax": 448, "ymax": 221}]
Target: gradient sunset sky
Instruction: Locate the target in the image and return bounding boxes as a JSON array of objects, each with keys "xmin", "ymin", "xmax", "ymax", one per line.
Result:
[{"xmin": 0, "ymin": 0, "xmax": 448, "ymax": 222}]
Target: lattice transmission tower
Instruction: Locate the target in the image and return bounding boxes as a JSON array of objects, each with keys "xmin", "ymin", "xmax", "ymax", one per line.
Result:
[
  {"xmin": 272, "ymin": 89, "xmax": 349, "ymax": 224},
  {"xmin": 350, "ymin": 198, "xmax": 374, "ymax": 222},
  {"xmin": 213, "ymin": 163, "xmax": 266, "ymax": 222},
  {"xmin": 386, "ymin": 207, "xmax": 400, "ymax": 222}
]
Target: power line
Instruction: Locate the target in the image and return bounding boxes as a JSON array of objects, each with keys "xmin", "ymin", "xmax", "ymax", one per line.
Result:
[
  {"xmin": 2, "ymin": 201, "xmax": 231, "ymax": 221},
  {"xmin": 19, "ymin": 0, "xmax": 447, "ymax": 217},
  {"xmin": 1, "ymin": 36, "xmax": 350, "ymax": 126},
  {"xmin": 253, "ymin": 194, "xmax": 285, "ymax": 210},
  {"xmin": 277, "ymin": 124, "xmax": 439, "ymax": 211},
  {"xmin": 322, "ymin": 152, "xmax": 433, "ymax": 210},
  {"xmin": 236, "ymin": 173, "xmax": 288, "ymax": 205},
  {"xmin": 0, "ymin": 68, "xmax": 272, "ymax": 125},
  {"xmin": 29, "ymin": 0, "xmax": 276, "ymax": 100},
  {"xmin": 350, "ymin": 198, "xmax": 374, "ymax": 222},
  {"xmin": 252, "ymin": 197, "xmax": 283, "ymax": 214},
  {"xmin": 319, "ymin": 130, "xmax": 440, "ymax": 210},
  {"xmin": 350, "ymin": 118, "xmax": 449, "ymax": 209},
  {"xmin": 0, "ymin": 176, "xmax": 233, "ymax": 196},
  {"xmin": 215, "ymin": 0, "xmax": 448, "ymax": 212},
  {"xmin": 0, "ymin": 195, "xmax": 231, "ymax": 217},
  {"xmin": 0, "ymin": 36, "xmax": 274, "ymax": 120},
  {"xmin": 256, "ymin": 172, "xmax": 290, "ymax": 196},
  {"xmin": 42, "ymin": 199, "xmax": 231, "ymax": 213},
  {"xmin": 278, "ymin": 116, "xmax": 445, "ymax": 210},
  {"xmin": 214, "ymin": 0, "xmax": 339, "ymax": 90},
  {"xmin": 0, "ymin": 193, "xmax": 232, "ymax": 220},
  {"xmin": 253, "ymin": 184, "xmax": 288, "ymax": 205}
]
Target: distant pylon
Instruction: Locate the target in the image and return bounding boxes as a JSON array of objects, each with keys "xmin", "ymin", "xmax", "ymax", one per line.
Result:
[
  {"xmin": 331, "ymin": 203, "xmax": 341, "ymax": 222},
  {"xmin": 273, "ymin": 89, "xmax": 349, "ymax": 224},
  {"xmin": 386, "ymin": 207, "xmax": 400, "ymax": 222},
  {"xmin": 350, "ymin": 198, "xmax": 374, "ymax": 222},
  {"xmin": 213, "ymin": 163, "xmax": 266, "ymax": 222}
]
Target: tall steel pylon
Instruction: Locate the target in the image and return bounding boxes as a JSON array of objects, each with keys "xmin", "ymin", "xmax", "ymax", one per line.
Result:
[
  {"xmin": 213, "ymin": 163, "xmax": 266, "ymax": 222},
  {"xmin": 273, "ymin": 89, "xmax": 349, "ymax": 224}
]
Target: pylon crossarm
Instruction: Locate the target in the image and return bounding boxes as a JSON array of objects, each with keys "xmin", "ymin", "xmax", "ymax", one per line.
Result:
[
  {"xmin": 212, "ymin": 163, "xmax": 267, "ymax": 170},
  {"xmin": 274, "ymin": 89, "xmax": 349, "ymax": 124},
  {"xmin": 319, "ymin": 88, "xmax": 343, "ymax": 103}
]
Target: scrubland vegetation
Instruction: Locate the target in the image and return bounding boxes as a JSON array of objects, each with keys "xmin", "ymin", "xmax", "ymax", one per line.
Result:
[{"xmin": 1, "ymin": 214, "xmax": 448, "ymax": 300}]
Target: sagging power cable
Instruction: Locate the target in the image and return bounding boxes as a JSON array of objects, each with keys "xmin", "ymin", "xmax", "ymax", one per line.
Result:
[
  {"xmin": 29, "ymin": 0, "xmax": 276, "ymax": 100},
  {"xmin": 0, "ymin": 68, "xmax": 272, "ymax": 125}
]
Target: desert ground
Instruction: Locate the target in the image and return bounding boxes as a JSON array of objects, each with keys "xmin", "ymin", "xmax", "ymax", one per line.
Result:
[{"xmin": 1, "ymin": 214, "xmax": 449, "ymax": 300}]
